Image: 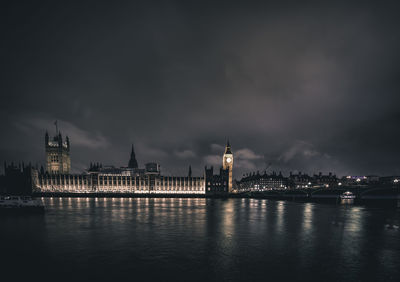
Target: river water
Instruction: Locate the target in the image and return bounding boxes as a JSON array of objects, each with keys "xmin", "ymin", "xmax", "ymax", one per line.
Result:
[{"xmin": 1, "ymin": 198, "xmax": 399, "ymax": 281}]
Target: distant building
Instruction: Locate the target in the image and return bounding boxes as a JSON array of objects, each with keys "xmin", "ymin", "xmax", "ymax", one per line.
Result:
[
  {"xmin": 45, "ymin": 131, "xmax": 70, "ymax": 174},
  {"xmin": 237, "ymin": 171, "xmax": 288, "ymax": 191},
  {"xmin": 311, "ymin": 172, "xmax": 338, "ymax": 188},
  {"xmin": 340, "ymin": 175, "xmax": 369, "ymax": 187},
  {"xmin": 378, "ymin": 176, "xmax": 400, "ymax": 187},
  {"xmin": 237, "ymin": 171, "xmax": 339, "ymax": 190},
  {"xmin": 340, "ymin": 175, "xmax": 399, "ymax": 187},
  {"xmin": 288, "ymin": 172, "xmax": 312, "ymax": 189}
]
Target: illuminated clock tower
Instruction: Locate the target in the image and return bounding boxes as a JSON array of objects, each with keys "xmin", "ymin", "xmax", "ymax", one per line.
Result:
[{"xmin": 222, "ymin": 140, "xmax": 233, "ymax": 193}]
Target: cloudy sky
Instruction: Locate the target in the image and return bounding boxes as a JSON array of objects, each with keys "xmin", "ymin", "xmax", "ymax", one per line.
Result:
[{"xmin": 1, "ymin": 0, "xmax": 399, "ymax": 178}]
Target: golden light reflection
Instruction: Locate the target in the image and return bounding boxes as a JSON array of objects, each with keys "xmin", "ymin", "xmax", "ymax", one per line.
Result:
[
  {"xmin": 240, "ymin": 198, "xmax": 248, "ymax": 209},
  {"xmin": 222, "ymin": 200, "xmax": 235, "ymax": 236},
  {"xmin": 276, "ymin": 201, "xmax": 285, "ymax": 234},
  {"xmin": 249, "ymin": 198, "xmax": 257, "ymax": 208},
  {"xmin": 345, "ymin": 207, "xmax": 363, "ymax": 233},
  {"xmin": 302, "ymin": 203, "xmax": 313, "ymax": 234}
]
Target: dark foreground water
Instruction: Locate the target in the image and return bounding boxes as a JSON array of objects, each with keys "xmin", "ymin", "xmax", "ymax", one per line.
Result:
[{"xmin": 1, "ymin": 198, "xmax": 399, "ymax": 282}]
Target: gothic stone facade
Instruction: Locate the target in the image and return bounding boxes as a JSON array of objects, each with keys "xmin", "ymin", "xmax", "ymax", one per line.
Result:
[
  {"xmin": 45, "ymin": 131, "xmax": 70, "ymax": 174},
  {"xmin": 33, "ymin": 173, "xmax": 205, "ymax": 194},
  {"xmin": 35, "ymin": 133, "xmax": 233, "ymax": 195}
]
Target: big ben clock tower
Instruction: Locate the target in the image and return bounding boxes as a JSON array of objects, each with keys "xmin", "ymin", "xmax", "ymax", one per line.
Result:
[{"xmin": 223, "ymin": 140, "xmax": 233, "ymax": 193}]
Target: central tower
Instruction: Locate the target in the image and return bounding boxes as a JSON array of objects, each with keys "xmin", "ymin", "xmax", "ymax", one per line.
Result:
[
  {"xmin": 45, "ymin": 131, "xmax": 71, "ymax": 174},
  {"xmin": 222, "ymin": 140, "xmax": 233, "ymax": 193}
]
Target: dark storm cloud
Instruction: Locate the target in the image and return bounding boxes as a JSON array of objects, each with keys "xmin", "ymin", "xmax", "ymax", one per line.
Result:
[{"xmin": 1, "ymin": 0, "xmax": 400, "ymax": 177}]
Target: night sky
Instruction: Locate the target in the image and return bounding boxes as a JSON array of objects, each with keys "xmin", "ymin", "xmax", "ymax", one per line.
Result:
[{"xmin": 1, "ymin": 0, "xmax": 400, "ymax": 178}]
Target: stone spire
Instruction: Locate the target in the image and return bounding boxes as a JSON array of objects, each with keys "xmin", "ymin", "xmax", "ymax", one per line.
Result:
[
  {"xmin": 128, "ymin": 144, "xmax": 138, "ymax": 168},
  {"xmin": 224, "ymin": 139, "xmax": 232, "ymax": 154}
]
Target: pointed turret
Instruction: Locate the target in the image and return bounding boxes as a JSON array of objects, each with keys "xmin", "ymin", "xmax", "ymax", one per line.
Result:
[
  {"xmin": 224, "ymin": 139, "xmax": 232, "ymax": 154},
  {"xmin": 57, "ymin": 131, "xmax": 62, "ymax": 146},
  {"xmin": 188, "ymin": 165, "xmax": 192, "ymax": 177},
  {"xmin": 128, "ymin": 144, "xmax": 138, "ymax": 169},
  {"xmin": 45, "ymin": 131, "xmax": 49, "ymax": 146},
  {"xmin": 66, "ymin": 136, "xmax": 70, "ymax": 151}
]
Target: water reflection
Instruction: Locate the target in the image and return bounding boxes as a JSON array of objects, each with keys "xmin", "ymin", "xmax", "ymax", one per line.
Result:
[
  {"xmin": 341, "ymin": 199, "xmax": 355, "ymax": 205},
  {"xmin": 4, "ymin": 197, "xmax": 397, "ymax": 282},
  {"xmin": 221, "ymin": 199, "xmax": 235, "ymax": 237},
  {"xmin": 345, "ymin": 206, "xmax": 363, "ymax": 233},
  {"xmin": 276, "ymin": 201, "xmax": 286, "ymax": 234},
  {"xmin": 302, "ymin": 202, "xmax": 314, "ymax": 235}
]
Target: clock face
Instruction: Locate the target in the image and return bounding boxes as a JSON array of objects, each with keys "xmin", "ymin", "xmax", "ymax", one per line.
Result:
[{"xmin": 226, "ymin": 157, "xmax": 232, "ymax": 163}]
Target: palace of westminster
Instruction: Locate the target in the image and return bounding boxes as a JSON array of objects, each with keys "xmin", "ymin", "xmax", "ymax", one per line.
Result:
[
  {"xmin": 32, "ymin": 131, "xmax": 233, "ymax": 195},
  {"xmin": 2, "ymin": 130, "xmax": 398, "ymax": 195}
]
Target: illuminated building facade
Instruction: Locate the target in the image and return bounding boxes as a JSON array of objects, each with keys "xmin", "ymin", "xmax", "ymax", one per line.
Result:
[
  {"xmin": 238, "ymin": 171, "xmax": 288, "ymax": 191},
  {"xmin": 311, "ymin": 172, "xmax": 338, "ymax": 188},
  {"xmin": 32, "ymin": 135, "xmax": 234, "ymax": 195},
  {"xmin": 45, "ymin": 131, "xmax": 71, "ymax": 174},
  {"xmin": 33, "ymin": 173, "xmax": 205, "ymax": 194},
  {"xmin": 340, "ymin": 175, "xmax": 379, "ymax": 187},
  {"xmin": 222, "ymin": 141, "xmax": 233, "ymax": 192},
  {"xmin": 238, "ymin": 171, "xmax": 339, "ymax": 190}
]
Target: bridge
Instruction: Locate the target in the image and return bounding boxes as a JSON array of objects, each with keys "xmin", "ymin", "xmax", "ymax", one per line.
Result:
[{"xmin": 234, "ymin": 186, "xmax": 400, "ymax": 205}]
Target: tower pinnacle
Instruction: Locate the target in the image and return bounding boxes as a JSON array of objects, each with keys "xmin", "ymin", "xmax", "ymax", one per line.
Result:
[
  {"xmin": 225, "ymin": 139, "xmax": 232, "ymax": 154},
  {"xmin": 128, "ymin": 144, "xmax": 138, "ymax": 169}
]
